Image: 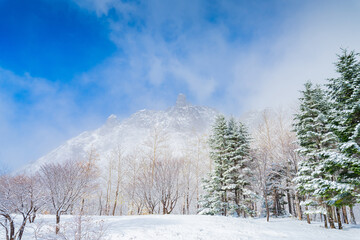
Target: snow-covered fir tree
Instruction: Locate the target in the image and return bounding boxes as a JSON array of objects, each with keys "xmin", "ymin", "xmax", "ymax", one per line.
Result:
[
  {"xmin": 223, "ymin": 118, "xmax": 255, "ymax": 217},
  {"xmin": 199, "ymin": 115, "xmax": 254, "ymax": 216},
  {"xmin": 293, "ymin": 82, "xmax": 338, "ymax": 228},
  {"xmin": 324, "ymin": 50, "xmax": 360, "ymax": 223},
  {"xmin": 199, "ymin": 115, "xmax": 228, "ymax": 215}
]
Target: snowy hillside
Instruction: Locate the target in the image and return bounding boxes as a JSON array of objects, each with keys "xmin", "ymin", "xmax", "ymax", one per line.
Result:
[
  {"xmin": 18, "ymin": 215, "xmax": 360, "ymax": 240},
  {"xmin": 24, "ymin": 94, "xmax": 218, "ymax": 171}
]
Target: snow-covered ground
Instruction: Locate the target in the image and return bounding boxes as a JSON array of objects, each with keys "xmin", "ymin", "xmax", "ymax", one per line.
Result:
[{"xmin": 13, "ymin": 214, "xmax": 360, "ymax": 240}]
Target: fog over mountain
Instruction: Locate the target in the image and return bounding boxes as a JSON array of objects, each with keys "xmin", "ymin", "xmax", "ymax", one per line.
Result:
[{"xmin": 25, "ymin": 94, "xmax": 219, "ymax": 171}]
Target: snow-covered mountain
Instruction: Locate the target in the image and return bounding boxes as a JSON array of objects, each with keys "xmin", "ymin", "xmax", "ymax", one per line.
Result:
[{"xmin": 26, "ymin": 94, "xmax": 218, "ymax": 171}]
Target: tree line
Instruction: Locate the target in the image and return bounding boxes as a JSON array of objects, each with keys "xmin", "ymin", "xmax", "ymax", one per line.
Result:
[
  {"xmin": 0, "ymin": 127, "xmax": 211, "ymax": 239},
  {"xmin": 199, "ymin": 49, "xmax": 360, "ymax": 230}
]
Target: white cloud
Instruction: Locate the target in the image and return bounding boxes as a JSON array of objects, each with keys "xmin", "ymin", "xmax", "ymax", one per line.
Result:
[
  {"xmin": 240, "ymin": 1, "xmax": 360, "ymax": 112},
  {"xmin": 0, "ymin": 69, "xmax": 104, "ymax": 170},
  {"xmin": 71, "ymin": 0, "xmax": 129, "ymax": 16},
  {"xmin": 70, "ymin": 0, "xmax": 360, "ymax": 115}
]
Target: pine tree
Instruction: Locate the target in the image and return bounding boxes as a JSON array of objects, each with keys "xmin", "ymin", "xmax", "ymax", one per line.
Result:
[
  {"xmin": 223, "ymin": 118, "xmax": 254, "ymax": 217},
  {"xmin": 199, "ymin": 116, "xmax": 255, "ymax": 216},
  {"xmin": 293, "ymin": 82, "xmax": 338, "ymax": 228},
  {"xmin": 324, "ymin": 50, "xmax": 360, "ymax": 217},
  {"xmin": 199, "ymin": 115, "xmax": 228, "ymax": 215},
  {"xmin": 327, "ymin": 50, "xmax": 360, "ymax": 150}
]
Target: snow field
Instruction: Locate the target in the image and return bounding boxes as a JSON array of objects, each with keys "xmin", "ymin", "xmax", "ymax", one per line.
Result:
[{"xmin": 16, "ymin": 215, "xmax": 360, "ymax": 240}]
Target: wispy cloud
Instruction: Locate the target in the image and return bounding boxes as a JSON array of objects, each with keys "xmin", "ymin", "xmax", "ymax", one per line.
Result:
[
  {"xmin": 0, "ymin": 68, "xmax": 103, "ymax": 170},
  {"xmin": 72, "ymin": 0, "xmax": 360, "ymax": 114}
]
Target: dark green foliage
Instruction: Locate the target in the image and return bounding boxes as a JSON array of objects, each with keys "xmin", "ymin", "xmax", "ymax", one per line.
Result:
[{"xmin": 199, "ymin": 115, "xmax": 255, "ymax": 216}]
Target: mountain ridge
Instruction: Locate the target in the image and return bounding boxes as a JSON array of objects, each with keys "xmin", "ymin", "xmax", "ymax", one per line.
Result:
[{"xmin": 22, "ymin": 94, "xmax": 219, "ymax": 172}]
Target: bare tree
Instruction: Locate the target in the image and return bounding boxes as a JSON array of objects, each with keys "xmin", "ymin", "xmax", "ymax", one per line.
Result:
[
  {"xmin": 251, "ymin": 110, "xmax": 277, "ymax": 222},
  {"xmin": 136, "ymin": 156, "xmax": 160, "ymax": 214},
  {"xmin": 111, "ymin": 146, "xmax": 125, "ymax": 216},
  {"xmin": 275, "ymin": 109, "xmax": 302, "ymax": 219},
  {"xmin": 103, "ymin": 154, "xmax": 114, "ymax": 216},
  {"xmin": 124, "ymin": 151, "xmax": 145, "ymax": 215},
  {"xmin": 154, "ymin": 157, "xmax": 182, "ymax": 214},
  {"xmin": 179, "ymin": 150, "xmax": 194, "ymax": 215},
  {"xmin": 135, "ymin": 126, "xmax": 169, "ymax": 214},
  {"xmin": 0, "ymin": 174, "xmax": 42, "ymax": 240},
  {"xmin": 100, "ymin": 145, "xmax": 126, "ymax": 216},
  {"xmin": 79, "ymin": 148, "xmax": 101, "ymax": 216},
  {"xmin": 143, "ymin": 126, "xmax": 168, "ymax": 183},
  {"xmin": 39, "ymin": 159, "xmax": 97, "ymax": 234},
  {"xmin": 190, "ymin": 133, "xmax": 210, "ymax": 212},
  {"xmin": 248, "ymin": 108, "xmax": 306, "ymax": 221}
]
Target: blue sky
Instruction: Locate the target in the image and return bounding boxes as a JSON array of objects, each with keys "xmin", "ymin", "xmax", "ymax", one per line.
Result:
[
  {"xmin": 1, "ymin": 0, "xmax": 360, "ymax": 170},
  {"xmin": 0, "ymin": 0, "xmax": 116, "ymax": 81}
]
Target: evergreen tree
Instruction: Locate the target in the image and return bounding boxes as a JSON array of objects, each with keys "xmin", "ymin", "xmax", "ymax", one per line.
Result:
[
  {"xmin": 199, "ymin": 115, "xmax": 228, "ymax": 215},
  {"xmin": 293, "ymin": 82, "xmax": 338, "ymax": 228},
  {"xmin": 199, "ymin": 116, "xmax": 255, "ymax": 216},
  {"xmin": 325, "ymin": 50, "xmax": 360, "ymax": 211},
  {"xmin": 223, "ymin": 118, "xmax": 254, "ymax": 217}
]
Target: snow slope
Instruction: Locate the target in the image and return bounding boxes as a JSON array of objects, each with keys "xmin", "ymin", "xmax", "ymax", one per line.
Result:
[
  {"xmin": 22, "ymin": 94, "xmax": 218, "ymax": 172},
  {"xmin": 18, "ymin": 215, "xmax": 360, "ymax": 240}
]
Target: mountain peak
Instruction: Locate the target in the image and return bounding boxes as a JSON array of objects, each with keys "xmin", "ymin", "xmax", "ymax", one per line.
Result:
[
  {"xmin": 106, "ymin": 114, "xmax": 118, "ymax": 126},
  {"xmin": 176, "ymin": 93, "xmax": 188, "ymax": 107}
]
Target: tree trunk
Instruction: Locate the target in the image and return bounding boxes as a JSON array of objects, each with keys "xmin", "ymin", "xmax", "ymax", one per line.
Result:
[
  {"xmin": 223, "ymin": 190, "xmax": 227, "ymax": 216},
  {"xmin": 273, "ymin": 189, "xmax": 278, "ymax": 216},
  {"xmin": 56, "ymin": 214, "xmax": 61, "ymax": 234},
  {"xmin": 31, "ymin": 212, "xmax": 37, "ymax": 223},
  {"xmin": 305, "ymin": 206, "xmax": 311, "ymax": 224},
  {"xmin": 17, "ymin": 217, "xmax": 29, "ymax": 240},
  {"xmin": 295, "ymin": 192, "xmax": 302, "ymax": 220},
  {"xmin": 10, "ymin": 220, "xmax": 15, "ymax": 240},
  {"xmin": 163, "ymin": 203, "xmax": 166, "ymax": 215},
  {"xmin": 112, "ymin": 182, "xmax": 121, "ymax": 216},
  {"xmin": 286, "ymin": 189, "xmax": 292, "ymax": 215},
  {"xmin": 333, "ymin": 206, "xmax": 337, "ymax": 223},
  {"xmin": 181, "ymin": 200, "xmax": 185, "ymax": 214},
  {"xmin": 291, "ymin": 194, "xmax": 297, "ymax": 217},
  {"xmin": 234, "ymin": 189, "xmax": 240, "ymax": 216},
  {"xmin": 196, "ymin": 193, "xmax": 200, "ymax": 212},
  {"xmin": 5, "ymin": 225, "xmax": 9, "ymax": 240},
  {"xmin": 326, "ymin": 205, "xmax": 336, "ymax": 229},
  {"xmin": 342, "ymin": 206, "xmax": 349, "ymax": 224},
  {"xmin": 112, "ymin": 194, "xmax": 119, "ymax": 216},
  {"xmin": 80, "ymin": 198, "xmax": 85, "ymax": 215},
  {"xmin": 336, "ymin": 207, "xmax": 342, "ymax": 229},
  {"xmin": 105, "ymin": 183, "xmax": 110, "ymax": 216},
  {"xmin": 323, "ymin": 214, "xmax": 328, "ymax": 228},
  {"xmin": 254, "ymin": 202, "xmax": 258, "ymax": 217},
  {"xmin": 29, "ymin": 208, "xmax": 37, "ymax": 223},
  {"xmin": 6, "ymin": 216, "xmax": 15, "ymax": 240},
  {"xmin": 265, "ymin": 193, "xmax": 270, "ymax": 222},
  {"xmin": 186, "ymin": 192, "xmax": 190, "ymax": 215},
  {"xmin": 349, "ymin": 205, "xmax": 357, "ymax": 224},
  {"xmin": 99, "ymin": 194, "xmax": 103, "ymax": 216}
]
